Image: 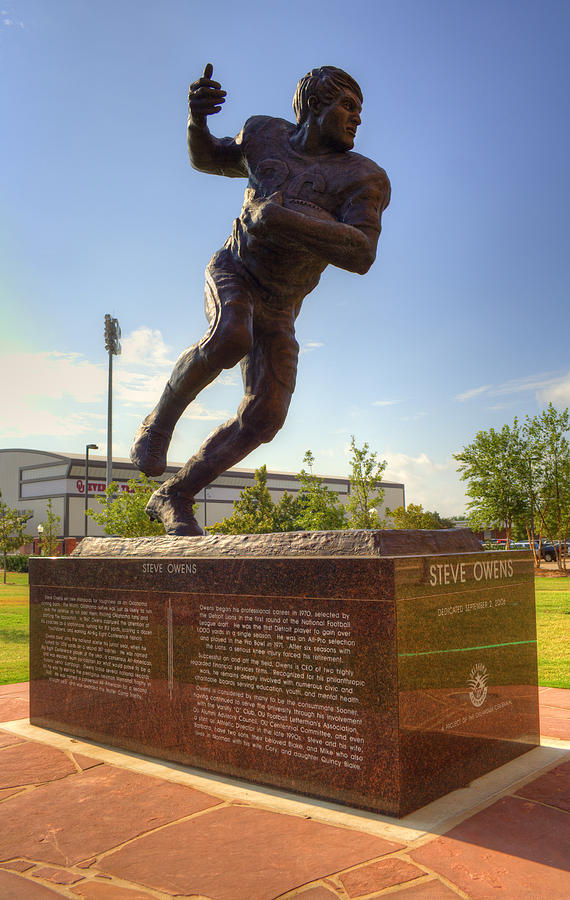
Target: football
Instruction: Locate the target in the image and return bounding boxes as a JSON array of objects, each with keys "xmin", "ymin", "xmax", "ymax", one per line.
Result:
[{"xmin": 283, "ymin": 197, "xmax": 337, "ymax": 222}]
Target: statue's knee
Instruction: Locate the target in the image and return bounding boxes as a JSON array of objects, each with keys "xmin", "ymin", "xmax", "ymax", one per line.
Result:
[
  {"xmin": 241, "ymin": 395, "xmax": 289, "ymax": 443},
  {"xmin": 226, "ymin": 329, "xmax": 253, "ymax": 367},
  {"xmin": 205, "ymin": 326, "xmax": 252, "ymax": 369},
  {"xmin": 259, "ymin": 417, "xmax": 284, "ymax": 443}
]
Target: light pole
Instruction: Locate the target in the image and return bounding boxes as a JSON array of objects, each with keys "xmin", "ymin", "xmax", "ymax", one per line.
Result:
[
  {"xmin": 104, "ymin": 314, "xmax": 121, "ymax": 487},
  {"xmin": 37, "ymin": 523, "xmax": 44, "ymax": 557},
  {"xmin": 85, "ymin": 443, "xmax": 99, "ymax": 536}
]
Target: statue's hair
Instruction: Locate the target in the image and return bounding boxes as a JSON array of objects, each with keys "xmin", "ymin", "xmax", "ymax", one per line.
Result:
[{"xmin": 293, "ymin": 66, "xmax": 363, "ymax": 124}]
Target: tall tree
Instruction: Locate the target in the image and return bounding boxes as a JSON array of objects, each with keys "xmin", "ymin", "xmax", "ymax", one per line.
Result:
[
  {"xmin": 346, "ymin": 437, "xmax": 386, "ymax": 529},
  {"xmin": 209, "ymin": 465, "xmax": 299, "ymax": 535},
  {"xmin": 295, "ymin": 451, "xmax": 346, "ymax": 531},
  {"xmin": 87, "ymin": 475, "xmax": 166, "ymax": 537},
  {"xmin": 0, "ymin": 492, "xmax": 30, "ymax": 583},
  {"xmin": 39, "ymin": 498, "xmax": 61, "ymax": 556},
  {"xmin": 454, "ymin": 422, "xmax": 527, "ymax": 549},
  {"xmin": 525, "ymin": 404, "xmax": 570, "ymax": 571},
  {"xmin": 387, "ymin": 502, "xmax": 455, "ymax": 530}
]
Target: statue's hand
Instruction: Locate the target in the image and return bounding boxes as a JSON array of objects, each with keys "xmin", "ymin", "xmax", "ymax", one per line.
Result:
[
  {"xmin": 188, "ymin": 63, "xmax": 226, "ymax": 128},
  {"xmin": 242, "ymin": 191, "xmax": 283, "ymax": 237}
]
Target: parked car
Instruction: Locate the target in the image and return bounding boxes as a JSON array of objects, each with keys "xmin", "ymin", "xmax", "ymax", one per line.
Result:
[
  {"xmin": 510, "ymin": 540, "xmax": 564, "ymax": 562},
  {"xmin": 528, "ymin": 541, "xmax": 570, "ymax": 562},
  {"xmin": 542, "ymin": 541, "xmax": 570, "ymax": 561}
]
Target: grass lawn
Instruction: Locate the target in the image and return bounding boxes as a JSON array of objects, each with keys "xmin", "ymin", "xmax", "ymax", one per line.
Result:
[
  {"xmin": 535, "ymin": 578, "xmax": 570, "ymax": 689},
  {"xmin": 0, "ymin": 572, "xmax": 29, "ymax": 685},
  {"xmin": 1, "ymin": 573, "xmax": 568, "ymax": 689}
]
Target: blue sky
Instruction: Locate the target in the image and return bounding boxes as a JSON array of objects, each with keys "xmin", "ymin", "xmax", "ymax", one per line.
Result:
[{"xmin": 1, "ymin": 0, "xmax": 569, "ymax": 514}]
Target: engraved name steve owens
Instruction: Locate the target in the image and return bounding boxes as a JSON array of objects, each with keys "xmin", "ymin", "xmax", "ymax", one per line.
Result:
[
  {"xmin": 429, "ymin": 558, "xmax": 514, "ymax": 587},
  {"xmin": 142, "ymin": 562, "xmax": 197, "ymax": 574}
]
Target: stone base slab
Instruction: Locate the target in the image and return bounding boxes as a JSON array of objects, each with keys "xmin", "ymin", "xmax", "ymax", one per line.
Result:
[{"xmin": 30, "ymin": 531, "xmax": 539, "ymax": 817}]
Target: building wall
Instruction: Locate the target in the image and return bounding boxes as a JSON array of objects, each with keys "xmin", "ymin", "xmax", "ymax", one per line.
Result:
[
  {"xmin": 0, "ymin": 450, "xmax": 69, "ymax": 539},
  {"xmin": 0, "ymin": 448, "xmax": 406, "ymax": 539}
]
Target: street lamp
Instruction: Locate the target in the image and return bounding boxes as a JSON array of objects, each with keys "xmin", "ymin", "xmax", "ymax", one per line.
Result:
[
  {"xmin": 37, "ymin": 523, "xmax": 44, "ymax": 557},
  {"xmin": 85, "ymin": 443, "xmax": 99, "ymax": 537},
  {"xmin": 104, "ymin": 314, "xmax": 121, "ymax": 487}
]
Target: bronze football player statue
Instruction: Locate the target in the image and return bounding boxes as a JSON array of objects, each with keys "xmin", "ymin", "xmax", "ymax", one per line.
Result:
[{"xmin": 130, "ymin": 64, "xmax": 390, "ymax": 534}]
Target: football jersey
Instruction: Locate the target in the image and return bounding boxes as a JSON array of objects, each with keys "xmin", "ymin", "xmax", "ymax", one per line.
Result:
[{"xmin": 216, "ymin": 116, "xmax": 390, "ymax": 302}]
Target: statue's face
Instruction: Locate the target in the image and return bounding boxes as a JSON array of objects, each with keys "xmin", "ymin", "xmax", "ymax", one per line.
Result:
[{"xmin": 314, "ymin": 89, "xmax": 362, "ymax": 152}]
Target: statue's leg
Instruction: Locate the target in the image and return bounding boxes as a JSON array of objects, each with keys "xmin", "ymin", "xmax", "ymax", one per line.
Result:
[
  {"xmin": 146, "ymin": 315, "xmax": 299, "ymax": 535},
  {"xmin": 130, "ymin": 256, "xmax": 253, "ymax": 477}
]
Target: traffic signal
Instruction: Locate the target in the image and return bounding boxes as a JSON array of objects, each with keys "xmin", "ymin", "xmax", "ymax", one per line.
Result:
[{"xmin": 104, "ymin": 314, "xmax": 121, "ymax": 355}]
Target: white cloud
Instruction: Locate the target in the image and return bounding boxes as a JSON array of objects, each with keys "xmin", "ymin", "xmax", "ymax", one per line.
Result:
[
  {"xmin": 116, "ymin": 370, "xmax": 169, "ymax": 407},
  {"xmin": 181, "ymin": 402, "xmax": 230, "ymax": 421},
  {"xmin": 456, "ymin": 371, "xmax": 570, "ymax": 405},
  {"xmin": 300, "ymin": 341, "xmax": 324, "ymax": 355},
  {"xmin": 120, "ymin": 327, "xmax": 174, "ymax": 368},
  {"xmin": 117, "ymin": 327, "xmax": 239, "ymax": 408},
  {"xmin": 1, "ymin": 14, "xmax": 23, "ymax": 28},
  {"xmin": 0, "ymin": 351, "xmax": 106, "ymax": 404},
  {"xmin": 455, "ymin": 384, "xmax": 492, "ymax": 402},
  {"xmin": 117, "ymin": 369, "xmax": 231, "ymax": 419},
  {"xmin": 0, "ymin": 410, "xmax": 105, "ymax": 440},
  {"xmin": 0, "ymin": 327, "xmax": 232, "ymax": 443},
  {"xmin": 372, "ymin": 399, "xmax": 399, "ymax": 407},
  {"xmin": 382, "ymin": 451, "xmax": 466, "ymax": 516},
  {"xmin": 535, "ymin": 374, "xmax": 570, "ymax": 408},
  {"xmin": 493, "ymin": 372, "xmax": 561, "ymax": 396},
  {"xmin": 400, "ymin": 412, "xmax": 427, "ymax": 422},
  {"xmin": 0, "ymin": 350, "xmax": 107, "ymax": 440},
  {"xmin": 208, "ymin": 371, "xmax": 239, "ymax": 387}
]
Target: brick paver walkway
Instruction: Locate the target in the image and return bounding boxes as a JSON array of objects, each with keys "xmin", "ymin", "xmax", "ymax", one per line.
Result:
[{"xmin": 0, "ymin": 682, "xmax": 568, "ymax": 899}]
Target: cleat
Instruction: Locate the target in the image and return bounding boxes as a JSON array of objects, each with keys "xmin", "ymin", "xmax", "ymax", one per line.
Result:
[
  {"xmin": 145, "ymin": 488, "xmax": 204, "ymax": 536},
  {"xmin": 130, "ymin": 420, "xmax": 172, "ymax": 476}
]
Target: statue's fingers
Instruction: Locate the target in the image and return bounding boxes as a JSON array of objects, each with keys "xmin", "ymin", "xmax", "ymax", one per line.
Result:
[
  {"xmin": 189, "ymin": 96, "xmax": 226, "ymax": 110},
  {"xmin": 203, "ymin": 62, "xmax": 213, "ymax": 80},
  {"xmin": 189, "ymin": 101, "xmax": 224, "ymax": 116},
  {"xmin": 189, "ymin": 87, "xmax": 226, "ymax": 102},
  {"xmin": 189, "ymin": 77, "xmax": 222, "ymax": 92}
]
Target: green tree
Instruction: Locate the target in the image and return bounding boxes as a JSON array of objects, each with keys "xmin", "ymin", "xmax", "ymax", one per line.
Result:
[
  {"xmin": 525, "ymin": 404, "xmax": 570, "ymax": 571},
  {"xmin": 273, "ymin": 490, "xmax": 301, "ymax": 533},
  {"xmin": 0, "ymin": 492, "xmax": 30, "ymax": 583},
  {"xmin": 346, "ymin": 437, "xmax": 386, "ymax": 529},
  {"xmin": 87, "ymin": 475, "xmax": 166, "ymax": 537},
  {"xmin": 295, "ymin": 450, "xmax": 346, "ymax": 531},
  {"xmin": 454, "ymin": 421, "xmax": 527, "ymax": 549},
  {"xmin": 387, "ymin": 502, "xmax": 455, "ymax": 529},
  {"xmin": 39, "ymin": 498, "xmax": 61, "ymax": 556},
  {"xmin": 209, "ymin": 465, "xmax": 299, "ymax": 535}
]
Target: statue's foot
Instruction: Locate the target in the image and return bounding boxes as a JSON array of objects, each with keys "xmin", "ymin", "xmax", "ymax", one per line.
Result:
[
  {"xmin": 145, "ymin": 488, "xmax": 205, "ymax": 536},
  {"xmin": 130, "ymin": 419, "xmax": 172, "ymax": 476}
]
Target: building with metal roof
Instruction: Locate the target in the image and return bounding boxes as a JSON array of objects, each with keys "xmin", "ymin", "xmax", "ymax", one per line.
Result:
[{"xmin": 0, "ymin": 448, "xmax": 405, "ymax": 541}]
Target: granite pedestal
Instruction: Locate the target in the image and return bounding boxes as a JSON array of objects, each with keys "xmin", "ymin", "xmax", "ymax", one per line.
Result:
[{"xmin": 29, "ymin": 530, "xmax": 539, "ymax": 817}]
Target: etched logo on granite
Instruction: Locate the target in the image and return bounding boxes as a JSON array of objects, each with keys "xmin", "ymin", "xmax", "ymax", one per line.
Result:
[{"xmin": 468, "ymin": 663, "xmax": 489, "ymax": 707}]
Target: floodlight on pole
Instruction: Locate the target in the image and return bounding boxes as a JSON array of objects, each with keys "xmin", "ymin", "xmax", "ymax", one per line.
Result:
[
  {"xmin": 104, "ymin": 314, "xmax": 121, "ymax": 487},
  {"xmin": 85, "ymin": 443, "xmax": 99, "ymax": 536}
]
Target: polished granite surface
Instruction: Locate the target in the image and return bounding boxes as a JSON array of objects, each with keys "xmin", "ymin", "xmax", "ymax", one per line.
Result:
[{"xmin": 29, "ymin": 548, "xmax": 538, "ymax": 817}]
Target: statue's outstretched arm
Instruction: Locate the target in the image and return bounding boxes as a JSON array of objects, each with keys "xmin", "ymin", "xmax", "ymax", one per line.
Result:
[{"xmin": 187, "ymin": 63, "xmax": 246, "ymax": 178}]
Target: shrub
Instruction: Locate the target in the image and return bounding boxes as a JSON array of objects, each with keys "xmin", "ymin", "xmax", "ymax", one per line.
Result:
[{"xmin": 4, "ymin": 555, "xmax": 29, "ymax": 573}]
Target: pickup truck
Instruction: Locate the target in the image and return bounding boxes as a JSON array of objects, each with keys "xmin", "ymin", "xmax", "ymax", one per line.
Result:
[{"xmin": 512, "ymin": 540, "xmax": 568, "ymax": 562}]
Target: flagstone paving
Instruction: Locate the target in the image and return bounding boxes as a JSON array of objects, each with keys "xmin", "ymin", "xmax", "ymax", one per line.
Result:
[{"xmin": 0, "ymin": 683, "xmax": 568, "ymax": 899}]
